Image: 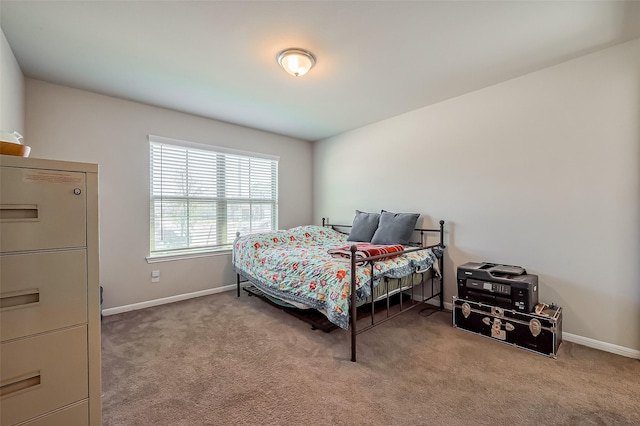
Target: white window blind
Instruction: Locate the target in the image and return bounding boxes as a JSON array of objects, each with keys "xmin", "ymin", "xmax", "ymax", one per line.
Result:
[{"xmin": 149, "ymin": 137, "xmax": 278, "ymax": 257}]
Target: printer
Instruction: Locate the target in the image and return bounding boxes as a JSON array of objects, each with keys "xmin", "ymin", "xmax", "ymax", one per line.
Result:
[{"xmin": 457, "ymin": 262, "xmax": 538, "ymax": 313}]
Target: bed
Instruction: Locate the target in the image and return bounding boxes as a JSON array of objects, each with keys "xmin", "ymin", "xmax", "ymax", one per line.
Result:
[{"xmin": 233, "ymin": 213, "xmax": 445, "ymax": 362}]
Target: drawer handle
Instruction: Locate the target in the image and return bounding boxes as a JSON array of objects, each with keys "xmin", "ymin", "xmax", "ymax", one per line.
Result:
[
  {"xmin": 0, "ymin": 204, "xmax": 38, "ymax": 220},
  {"xmin": 0, "ymin": 289, "xmax": 40, "ymax": 310},
  {"xmin": 0, "ymin": 371, "xmax": 41, "ymax": 397}
]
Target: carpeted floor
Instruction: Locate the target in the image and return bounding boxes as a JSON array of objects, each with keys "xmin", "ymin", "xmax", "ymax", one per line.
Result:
[{"xmin": 101, "ymin": 291, "xmax": 640, "ymax": 425}]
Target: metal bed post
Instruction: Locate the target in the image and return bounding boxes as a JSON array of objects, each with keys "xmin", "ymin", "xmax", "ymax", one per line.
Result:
[
  {"xmin": 370, "ymin": 263, "xmax": 375, "ymax": 326},
  {"xmin": 420, "ymin": 228, "xmax": 426, "ymax": 310},
  {"xmin": 235, "ymin": 231, "xmax": 241, "ymax": 297},
  {"xmin": 350, "ymin": 245, "xmax": 358, "ymax": 362},
  {"xmin": 439, "ymin": 220, "xmax": 445, "ymax": 310}
]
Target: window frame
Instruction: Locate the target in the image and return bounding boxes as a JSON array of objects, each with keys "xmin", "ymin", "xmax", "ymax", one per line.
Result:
[{"xmin": 147, "ymin": 135, "xmax": 279, "ymax": 262}]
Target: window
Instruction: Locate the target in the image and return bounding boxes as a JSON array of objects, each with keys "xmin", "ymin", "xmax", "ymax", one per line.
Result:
[{"xmin": 149, "ymin": 135, "xmax": 278, "ymax": 258}]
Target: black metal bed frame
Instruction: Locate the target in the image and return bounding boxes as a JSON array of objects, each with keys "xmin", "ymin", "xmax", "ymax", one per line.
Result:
[
  {"xmin": 323, "ymin": 218, "xmax": 445, "ymax": 361},
  {"xmin": 235, "ymin": 219, "xmax": 445, "ymax": 362}
]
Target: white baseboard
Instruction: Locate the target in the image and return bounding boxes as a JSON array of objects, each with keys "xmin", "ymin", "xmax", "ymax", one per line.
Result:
[
  {"xmin": 104, "ymin": 287, "xmax": 640, "ymax": 360},
  {"xmin": 562, "ymin": 332, "xmax": 640, "ymax": 359},
  {"xmin": 101, "ymin": 284, "xmax": 236, "ymax": 316},
  {"xmin": 426, "ymin": 298, "xmax": 453, "ymax": 311}
]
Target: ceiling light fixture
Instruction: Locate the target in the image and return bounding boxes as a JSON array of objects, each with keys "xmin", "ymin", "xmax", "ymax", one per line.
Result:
[{"xmin": 277, "ymin": 48, "xmax": 316, "ymax": 77}]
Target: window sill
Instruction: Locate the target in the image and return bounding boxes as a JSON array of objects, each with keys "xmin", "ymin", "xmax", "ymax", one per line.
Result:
[{"xmin": 146, "ymin": 249, "xmax": 232, "ymax": 263}]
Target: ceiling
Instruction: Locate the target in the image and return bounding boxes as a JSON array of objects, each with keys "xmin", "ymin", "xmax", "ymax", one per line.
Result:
[{"xmin": 2, "ymin": 1, "xmax": 639, "ymax": 142}]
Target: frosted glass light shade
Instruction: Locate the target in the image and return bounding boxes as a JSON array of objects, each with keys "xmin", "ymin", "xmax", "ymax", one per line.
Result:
[{"xmin": 277, "ymin": 49, "xmax": 316, "ymax": 77}]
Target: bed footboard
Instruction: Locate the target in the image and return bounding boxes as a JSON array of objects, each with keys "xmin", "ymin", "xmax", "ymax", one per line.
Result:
[{"xmin": 326, "ymin": 219, "xmax": 445, "ymax": 362}]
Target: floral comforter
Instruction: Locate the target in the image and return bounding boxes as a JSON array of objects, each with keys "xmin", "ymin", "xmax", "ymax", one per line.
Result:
[{"xmin": 233, "ymin": 225, "xmax": 443, "ymax": 330}]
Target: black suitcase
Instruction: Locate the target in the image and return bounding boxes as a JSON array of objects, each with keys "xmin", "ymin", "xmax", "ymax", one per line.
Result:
[{"xmin": 452, "ymin": 296, "xmax": 562, "ymax": 358}]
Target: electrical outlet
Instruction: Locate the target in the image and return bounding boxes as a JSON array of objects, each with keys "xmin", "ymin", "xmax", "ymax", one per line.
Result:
[{"xmin": 151, "ymin": 270, "xmax": 160, "ymax": 283}]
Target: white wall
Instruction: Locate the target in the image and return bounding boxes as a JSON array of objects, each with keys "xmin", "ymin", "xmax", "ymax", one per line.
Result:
[
  {"xmin": 0, "ymin": 27, "xmax": 24, "ymax": 134},
  {"xmin": 314, "ymin": 38, "xmax": 640, "ymax": 352},
  {"xmin": 25, "ymin": 79, "xmax": 313, "ymax": 309}
]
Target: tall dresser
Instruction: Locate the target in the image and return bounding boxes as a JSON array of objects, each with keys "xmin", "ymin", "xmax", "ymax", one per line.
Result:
[{"xmin": 0, "ymin": 155, "xmax": 101, "ymax": 425}]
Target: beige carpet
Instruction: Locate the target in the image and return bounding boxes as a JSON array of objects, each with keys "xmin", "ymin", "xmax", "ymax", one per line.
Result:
[{"xmin": 101, "ymin": 291, "xmax": 640, "ymax": 425}]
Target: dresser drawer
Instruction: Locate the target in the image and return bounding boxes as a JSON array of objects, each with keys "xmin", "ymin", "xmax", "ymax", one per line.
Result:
[
  {"xmin": 20, "ymin": 400, "xmax": 88, "ymax": 426},
  {"xmin": 0, "ymin": 166, "xmax": 86, "ymax": 253},
  {"xmin": 0, "ymin": 250, "xmax": 87, "ymax": 342},
  {"xmin": 0, "ymin": 326, "xmax": 88, "ymax": 426}
]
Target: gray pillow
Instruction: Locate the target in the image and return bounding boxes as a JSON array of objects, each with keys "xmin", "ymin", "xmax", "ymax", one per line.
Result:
[
  {"xmin": 370, "ymin": 210, "xmax": 420, "ymax": 245},
  {"xmin": 347, "ymin": 210, "xmax": 380, "ymax": 242}
]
